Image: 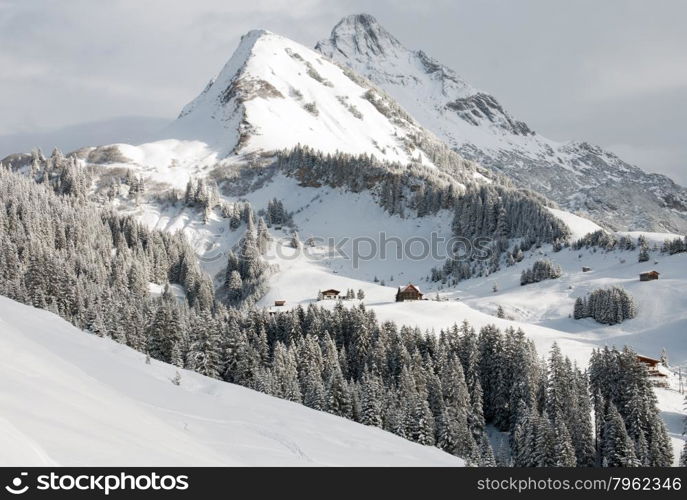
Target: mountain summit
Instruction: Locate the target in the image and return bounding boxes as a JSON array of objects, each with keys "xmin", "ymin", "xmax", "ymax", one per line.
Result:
[
  {"xmin": 320, "ymin": 14, "xmax": 403, "ymax": 58},
  {"xmin": 317, "ymin": 14, "xmax": 687, "ymax": 232},
  {"xmin": 167, "ymin": 27, "xmax": 465, "ymax": 171}
]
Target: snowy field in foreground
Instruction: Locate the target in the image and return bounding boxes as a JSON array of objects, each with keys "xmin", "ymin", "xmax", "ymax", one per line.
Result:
[{"xmin": 0, "ymin": 296, "xmax": 462, "ymax": 466}]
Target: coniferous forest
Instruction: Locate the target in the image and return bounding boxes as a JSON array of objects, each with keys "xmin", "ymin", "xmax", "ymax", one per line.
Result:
[
  {"xmin": 573, "ymin": 287, "xmax": 638, "ymax": 325},
  {"xmin": 0, "ymin": 163, "xmax": 675, "ymax": 467},
  {"xmin": 520, "ymin": 259, "xmax": 562, "ymax": 286}
]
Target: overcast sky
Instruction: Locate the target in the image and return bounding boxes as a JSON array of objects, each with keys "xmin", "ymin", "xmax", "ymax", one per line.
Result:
[{"xmin": 0, "ymin": 0, "xmax": 685, "ymax": 183}]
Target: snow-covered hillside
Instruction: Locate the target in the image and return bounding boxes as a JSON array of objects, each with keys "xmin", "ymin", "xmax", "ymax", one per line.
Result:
[
  {"xmin": 245, "ymin": 179, "xmax": 685, "ymax": 366},
  {"xmin": 239, "ymin": 197, "xmax": 687, "ymax": 461},
  {"xmin": 316, "ymin": 14, "xmax": 687, "ymax": 233},
  {"xmin": 0, "ymin": 296, "xmax": 462, "ymax": 466}
]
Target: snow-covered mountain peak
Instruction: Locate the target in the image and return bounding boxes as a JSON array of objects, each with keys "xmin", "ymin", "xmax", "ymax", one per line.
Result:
[
  {"xmin": 317, "ymin": 15, "xmax": 687, "ymax": 233},
  {"xmin": 166, "ymin": 27, "xmax": 463, "ymax": 168},
  {"xmin": 321, "ymin": 13, "xmax": 403, "ymax": 59},
  {"xmin": 318, "ymin": 16, "xmax": 525, "ymax": 137},
  {"xmin": 318, "ymin": 15, "xmax": 475, "ymax": 98},
  {"xmin": 176, "ymin": 29, "xmax": 271, "ymax": 120},
  {"xmin": 317, "ymin": 15, "xmax": 530, "ymax": 138}
]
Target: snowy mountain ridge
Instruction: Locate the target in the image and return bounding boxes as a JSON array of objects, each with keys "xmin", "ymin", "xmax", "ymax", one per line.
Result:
[{"xmin": 316, "ymin": 14, "xmax": 687, "ymax": 233}]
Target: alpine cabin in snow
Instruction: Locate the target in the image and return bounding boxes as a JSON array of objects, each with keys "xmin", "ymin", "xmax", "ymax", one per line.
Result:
[
  {"xmin": 636, "ymin": 354, "xmax": 667, "ymax": 378},
  {"xmin": 395, "ymin": 284, "xmax": 423, "ymax": 302},
  {"xmin": 320, "ymin": 289, "xmax": 340, "ymax": 300},
  {"xmin": 639, "ymin": 271, "xmax": 660, "ymax": 281}
]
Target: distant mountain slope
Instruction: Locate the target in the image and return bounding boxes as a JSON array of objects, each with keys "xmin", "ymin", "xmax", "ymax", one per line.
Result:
[
  {"xmin": 316, "ymin": 14, "xmax": 687, "ymax": 233},
  {"xmin": 0, "ymin": 296, "xmax": 462, "ymax": 466}
]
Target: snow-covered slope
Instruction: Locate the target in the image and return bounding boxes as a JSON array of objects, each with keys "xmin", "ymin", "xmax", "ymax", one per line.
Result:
[
  {"xmin": 223, "ymin": 184, "xmax": 685, "ymax": 460},
  {"xmin": 0, "ymin": 296, "xmax": 462, "ymax": 466},
  {"xmin": 316, "ymin": 14, "xmax": 687, "ymax": 233},
  {"xmin": 546, "ymin": 207, "xmax": 603, "ymax": 240},
  {"xmin": 244, "ymin": 178, "xmax": 685, "ymax": 366}
]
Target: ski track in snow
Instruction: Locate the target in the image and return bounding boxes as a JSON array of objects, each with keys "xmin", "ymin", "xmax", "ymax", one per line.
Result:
[{"xmin": 0, "ymin": 418, "xmax": 58, "ymax": 466}]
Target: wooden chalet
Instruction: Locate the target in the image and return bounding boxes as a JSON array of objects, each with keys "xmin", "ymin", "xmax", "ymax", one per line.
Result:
[
  {"xmin": 321, "ymin": 289, "xmax": 340, "ymax": 300},
  {"xmin": 274, "ymin": 300, "xmax": 286, "ymax": 307},
  {"xmin": 639, "ymin": 270, "xmax": 660, "ymax": 281},
  {"xmin": 582, "ymin": 266, "xmax": 592, "ymax": 272},
  {"xmin": 636, "ymin": 354, "xmax": 668, "ymax": 378},
  {"xmin": 395, "ymin": 284, "xmax": 423, "ymax": 302}
]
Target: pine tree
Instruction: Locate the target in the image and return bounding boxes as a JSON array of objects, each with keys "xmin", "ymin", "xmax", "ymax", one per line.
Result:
[
  {"xmin": 570, "ymin": 370, "xmax": 596, "ymax": 466},
  {"xmin": 256, "ymin": 217, "xmax": 270, "ymax": 254},
  {"xmin": 638, "ymin": 235, "xmax": 650, "ymax": 262},
  {"xmin": 576, "ymin": 287, "xmax": 637, "ymax": 324},
  {"xmin": 478, "ymin": 433, "xmax": 496, "ymax": 466},
  {"xmin": 410, "ymin": 397, "xmax": 435, "ymax": 446},
  {"xmin": 601, "ymin": 403, "xmax": 638, "ymax": 467},
  {"xmin": 521, "ymin": 260, "xmax": 562, "ymax": 285},
  {"xmin": 272, "ymin": 343, "xmax": 302, "ymax": 403},
  {"xmin": 290, "ymin": 231, "xmax": 301, "ymax": 249},
  {"xmin": 552, "ymin": 418, "xmax": 577, "ymax": 466},
  {"xmin": 512, "ymin": 403, "xmax": 537, "ymax": 467},
  {"xmin": 188, "ymin": 312, "xmax": 222, "ymax": 379},
  {"xmin": 226, "ymin": 270, "xmax": 243, "ymax": 304},
  {"xmin": 573, "ymin": 297, "xmax": 586, "ymax": 319},
  {"xmin": 478, "ymin": 324, "xmax": 503, "ymax": 423},
  {"xmin": 326, "ymin": 364, "xmax": 352, "ymax": 418},
  {"xmin": 222, "ymin": 319, "xmax": 250, "ymax": 384},
  {"xmin": 360, "ymin": 369, "xmax": 383, "ymax": 427},
  {"xmin": 546, "ymin": 343, "xmax": 571, "ymax": 424},
  {"xmin": 535, "ymin": 414, "xmax": 558, "ymax": 466},
  {"xmin": 301, "ymin": 364, "xmax": 326, "ymax": 411}
]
